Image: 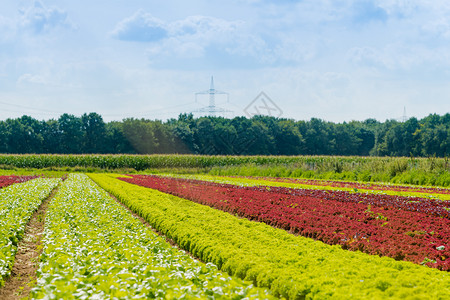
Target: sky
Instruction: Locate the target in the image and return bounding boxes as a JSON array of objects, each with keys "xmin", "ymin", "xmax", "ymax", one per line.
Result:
[{"xmin": 0, "ymin": 0, "xmax": 450, "ymax": 123}]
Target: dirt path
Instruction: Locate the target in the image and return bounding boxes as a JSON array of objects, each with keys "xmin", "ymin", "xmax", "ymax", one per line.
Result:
[{"xmin": 0, "ymin": 186, "xmax": 59, "ymax": 300}]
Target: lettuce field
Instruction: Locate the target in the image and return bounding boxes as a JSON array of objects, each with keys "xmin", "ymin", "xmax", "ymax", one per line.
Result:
[{"xmin": 0, "ymin": 164, "xmax": 450, "ymax": 299}]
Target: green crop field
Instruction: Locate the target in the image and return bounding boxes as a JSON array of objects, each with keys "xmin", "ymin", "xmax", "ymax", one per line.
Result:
[{"xmin": 0, "ymin": 155, "xmax": 449, "ymax": 299}]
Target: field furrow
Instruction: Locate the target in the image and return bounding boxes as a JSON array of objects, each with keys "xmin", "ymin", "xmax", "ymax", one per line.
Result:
[{"xmin": 0, "ymin": 178, "xmax": 60, "ymax": 287}]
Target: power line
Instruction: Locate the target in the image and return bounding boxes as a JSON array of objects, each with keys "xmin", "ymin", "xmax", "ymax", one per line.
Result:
[
  {"xmin": 0, "ymin": 100, "xmax": 201, "ymax": 120},
  {"xmin": 102, "ymin": 102, "xmax": 198, "ymax": 118},
  {"xmin": 0, "ymin": 100, "xmax": 66, "ymax": 114}
]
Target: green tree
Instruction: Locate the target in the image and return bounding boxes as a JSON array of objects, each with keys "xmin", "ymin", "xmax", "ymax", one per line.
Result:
[
  {"xmin": 81, "ymin": 113, "xmax": 107, "ymax": 153},
  {"xmin": 193, "ymin": 118, "xmax": 216, "ymax": 154},
  {"xmin": 4, "ymin": 116, "xmax": 44, "ymax": 153},
  {"xmin": 275, "ymin": 120, "xmax": 304, "ymax": 155},
  {"xmin": 58, "ymin": 114, "xmax": 83, "ymax": 154},
  {"xmin": 105, "ymin": 122, "xmax": 135, "ymax": 154},
  {"xmin": 0, "ymin": 121, "xmax": 9, "ymax": 153},
  {"xmin": 122, "ymin": 118, "xmax": 158, "ymax": 154},
  {"xmin": 41, "ymin": 119, "xmax": 61, "ymax": 153},
  {"xmin": 331, "ymin": 123, "xmax": 363, "ymax": 156},
  {"xmin": 301, "ymin": 118, "xmax": 333, "ymax": 155}
]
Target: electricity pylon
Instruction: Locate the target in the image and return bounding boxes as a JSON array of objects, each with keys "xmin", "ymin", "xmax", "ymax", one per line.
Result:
[{"xmin": 194, "ymin": 76, "xmax": 231, "ymax": 117}]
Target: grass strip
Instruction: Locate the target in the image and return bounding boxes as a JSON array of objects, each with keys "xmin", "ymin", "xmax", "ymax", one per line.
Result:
[
  {"xmin": 31, "ymin": 174, "xmax": 272, "ymax": 299},
  {"xmin": 89, "ymin": 173, "xmax": 450, "ymax": 299}
]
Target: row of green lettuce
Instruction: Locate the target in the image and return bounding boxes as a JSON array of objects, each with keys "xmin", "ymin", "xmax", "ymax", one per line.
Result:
[
  {"xmin": 31, "ymin": 174, "xmax": 272, "ymax": 299},
  {"xmin": 89, "ymin": 174, "xmax": 450, "ymax": 299},
  {"xmin": 0, "ymin": 178, "xmax": 60, "ymax": 287}
]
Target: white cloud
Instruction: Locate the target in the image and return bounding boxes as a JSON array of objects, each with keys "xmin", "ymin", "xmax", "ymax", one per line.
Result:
[
  {"xmin": 18, "ymin": 0, "xmax": 72, "ymax": 34},
  {"xmin": 376, "ymin": 0, "xmax": 419, "ymax": 17},
  {"xmin": 114, "ymin": 13, "xmax": 267, "ymax": 67},
  {"xmin": 421, "ymin": 17, "xmax": 450, "ymax": 39},
  {"xmin": 17, "ymin": 73, "xmax": 48, "ymax": 85},
  {"xmin": 348, "ymin": 43, "xmax": 450, "ymax": 71},
  {"xmin": 351, "ymin": 1, "xmax": 388, "ymax": 24},
  {"xmin": 113, "ymin": 12, "xmax": 319, "ymax": 68},
  {"xmin": 0, "ymin": 15, "xmax": 11, "ymax": 29},
  {"xmin": 169, "ymin": 15, "xmax": 241, "ymax": 36},
  {"xmin": 111, "ymin": 10, "xmax": 168, "ymax": 42},
  {"xmin": 147, "ymin": 39, "xmax": 205, "ymax": 60},
  {"xmin": 0, "ymin": 15, "xmax": 17, "ymax": 43},
  {"xmin": 111, "ymin": 13, "xmax": 273, "ymax": 67},
  {"xmin": 348, "ymin": 47, "xmax": 381, "ymax": 66},
  {"xmin": 166, "ymin": 15, "xmax": 245, "ymax": 55},
  {"xmin": 375, "ymin": 0, "xmax": 450, "ymax": 39}
]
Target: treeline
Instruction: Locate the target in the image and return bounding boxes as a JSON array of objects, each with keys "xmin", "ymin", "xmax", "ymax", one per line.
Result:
[{"xmin": 0, "ymin": 112, "xmax": 448, "ymax": 156}]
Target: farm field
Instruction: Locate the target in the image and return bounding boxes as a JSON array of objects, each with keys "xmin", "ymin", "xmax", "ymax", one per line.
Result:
[
  {"xmin": 90, "ymin": 173, "xmax": 450, "ymax": 298},
  {"xmin": 0, "ymin": 164, "xmax": 449, "ymax": 299},
  {"xmin": 116, "ymin": 174, "xmax": 450, "ymax": 271}
]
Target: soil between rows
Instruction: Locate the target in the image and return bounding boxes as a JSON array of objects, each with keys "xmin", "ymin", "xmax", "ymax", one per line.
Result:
[{"xmin": 0, "ymin": 186, "xmax": 59, "ymax": 300}]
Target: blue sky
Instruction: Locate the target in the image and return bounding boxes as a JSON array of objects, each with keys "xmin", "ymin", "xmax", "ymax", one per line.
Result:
[{"xmin": 0, "ymin": 0, "xmax": 449, "ymax": 122}]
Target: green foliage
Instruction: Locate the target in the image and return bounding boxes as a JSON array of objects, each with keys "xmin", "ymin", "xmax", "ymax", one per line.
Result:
[
  {"xmin": 365, "ymin": 205, "xmax": 388, "ymax": 221},
  {"xmin": 0, "ymin": 178, "xmax": 60, "ymax": 287},
  {"xmin": 32, "ymin": 174, "xmax": 272, "ymax": 299},
  {"xmin": 0, "ymin": 113, "xmax": 449, "ymax": 156},
  {"xmin": 90, "ymin": 174, "xmax": 450, "ymax": 299}
]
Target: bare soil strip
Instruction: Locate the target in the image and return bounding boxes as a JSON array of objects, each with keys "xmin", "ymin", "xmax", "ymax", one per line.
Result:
[{"xmin": 0, "ymin": 186, "xmax": 59, "ymax": 300}]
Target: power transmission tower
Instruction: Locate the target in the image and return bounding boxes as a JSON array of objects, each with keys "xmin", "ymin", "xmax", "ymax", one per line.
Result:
[
  {"xmin": 194, "ymin": 76, "xmax": 232, "ymax": 117},
  {"xmin": 402, "ymin": 106, "xmax": 407, "ymax": 122}
]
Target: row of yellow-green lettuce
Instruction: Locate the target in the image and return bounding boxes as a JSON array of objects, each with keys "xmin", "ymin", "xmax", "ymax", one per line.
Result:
[
  {"xmin": 31, "ymin": 174, "xmax": 272, "ymax": 299},
  {"xmin": 159, "ymin": 173, "xmax": 450, "ymax": 201},
  {"xmin": 89, "ymin": 173, "xmax": 450, "ymax": 299},
  {"xmin": 0, "ymin": 177, "xmax": 60, "ymax": 287}
]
